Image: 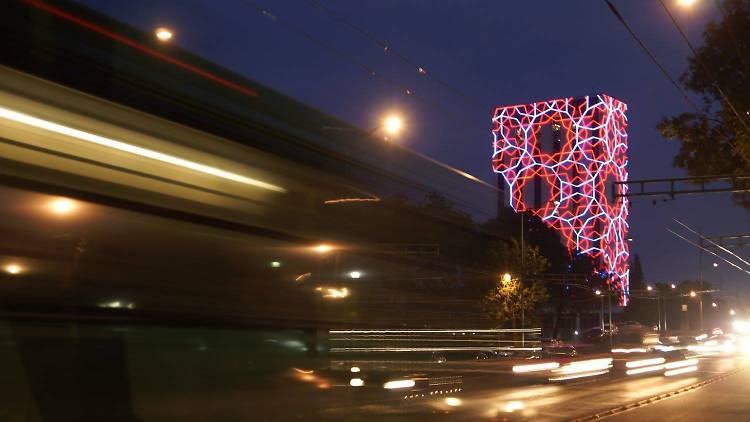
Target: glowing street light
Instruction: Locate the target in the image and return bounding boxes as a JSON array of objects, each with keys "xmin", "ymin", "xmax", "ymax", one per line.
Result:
[
  {"xmin": 712, "ymin": 302, "xmax": 718, "ymax": 308},
  {"xmin": 677, "ymin": 0, "xmax": 698, "ymax": 7},
  {"xmin": 383, "ymin": 115, "xmax": 403, "ymax": 137},
  {"xmin": 713, "ymin": 262, "xmax": 719, "ymax": 268},
  {"xmin": 270, "ymin": 261, "xmax": 281, "ymax": 268},
  {"xmin": 311, "ymin": 244, "xmax": 334, "ymax": 254},
  {"xmin": 671, "ymin": 283, "xmax": 676, "ymax": 289},
  {"xmin": 690, "ymin": 291, "xmax": 697, "ymax": 297},
  {"xmin": 154, "ymin": 27, "xmax": 174, "ymax": 42},
  {"xmin": 595, "ymin": 289, "xmax": 602, "ymax": 296},
  {"xmin": 48, "ymin": 198, "xmax": 76, "ymax": 215},
  {"xmin": 501, "ymin": 273, "xmax": 512, "ymax": 284},
  {"xmin": 730, "ymin": 309, "xmax": 736, "ymax": 316},
  {"xmin": 4, "ymin": 264, "xmax": 22, "ymax": 275},
  {"xmin": 349, "ymin": 271, "xmax": 362, "ymax": 279},
  {"xmin": 647, "ymin": 285, "xmax": 653, "ymax": 291}
]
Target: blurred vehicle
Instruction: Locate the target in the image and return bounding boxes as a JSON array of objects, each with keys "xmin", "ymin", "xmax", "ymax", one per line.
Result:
[{"xmin": 540, "ymin": 338, "xmax": 577, "ymax": 357}]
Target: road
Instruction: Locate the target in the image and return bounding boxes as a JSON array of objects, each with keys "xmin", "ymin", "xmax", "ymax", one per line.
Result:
[
  {"xmin": 319, "ymin": 355, "xmax": 748, "ymax": 421},
  {"xmin": 606, "ymin": 361, "xmax": 750, "ymax": 422}
]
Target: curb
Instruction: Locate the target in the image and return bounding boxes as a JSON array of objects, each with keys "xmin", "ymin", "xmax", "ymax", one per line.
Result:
[{"xmin": 569, "ymin": 365, "xmax": 748, "ymax": 422}]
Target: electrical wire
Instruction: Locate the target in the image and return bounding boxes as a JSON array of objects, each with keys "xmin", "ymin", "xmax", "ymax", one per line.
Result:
[
  {"xmin": 666, "ymin": 227, "xmax": 750, "ymax": 277},
  {"xmin": 673, "ymin": 218, "xmax": 750, "ymax": 267},
  {"xmin": 306, "ymin": 0, "xmax": 486, "ymax": 111},
  {"xmin": 658, "ymin": 0, "xmax": 750, "ymax": 138},
  {"xmin": 604, "ymin": 0, "xmax": 703, "ymax": 114}
]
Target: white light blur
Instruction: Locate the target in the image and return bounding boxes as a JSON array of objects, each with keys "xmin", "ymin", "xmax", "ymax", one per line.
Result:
[
  {"xmin": 349, "ymin": 378, "xmax": 364, "ymax": 387},
  {"xmin": 733, "ymin": 320, "xmax": 750, "ymax": 333},
  {"xmin": 690, "ymin": 291, "xmax": 697, "ymax": 297},
  {"xmin": 626, "ymin": 365, "xmax": 664, "ymax": 376},
  {"xmin": 512, "ymin": 362, "xmax": 560, "ymax": 373},
  {"xmin": 383, "ymin": 115, "xmax": 403, "ymax": 136},
  {"xmin": 549, "ymin": 370, "xmax": 609, "ymax": 382},
  {"xmin": 312, "ymin": 244, "xmax": 334, "ymax": 254},
  {"xmin": 349, "ymin": 271, "xmax": 362, "ymax": 279},
  {"xmin": 4, "ymin": 264, "xmax": 23, "ymax": 275},
  {"xmin": 574, "ymin": 330, "xmax": 579, "ymax": 335},
  {"xmin": 154, "ymin": 27, "xmax": 174, "ymax": 41},
  {"xmin": 612, "ymin": 348, "xmax": 648, "ymax": 354},
  {"xmin": 664, "ymin": 358, "xmax": 699, "ymax": 370},
  {"xmin": 350, "ymin": 366, "xmax": 360, "ymax": 373},
  {"xmin": 677, "ymin": 0, "xmax": 698, "ymax": 7},
  {"xmin": 270, "ymin": 261, "xmax": 281, "ymax": 268},
  {"xmin": 625, "ymin": 357, "xmax": 665, "ymax": 369},
  {"xmin": 731, "ymin": 309, "xmax": 736, "ymax": 316},
  {"xmin": 671, "ymin": 283, "xmax": 676, "ymax": 289},
  {"xmin": 503, "ymin": 401, "xmax": 524, "ymax": 412},
  {"xmin": 445, "ymin": 397, "xmax": 462, "ymax": 407},
  {"xmin": 713, "ymin": 262, "xmax": 719, "ymax": 267},
  {"xmin": 712, "ymin": 302, "xmax": 718, "ymax": 307},
  {"xmin": 695, "ymin": 334, "xmax": 708, "ymax": 341},
  {"xmin": 0, "ymin": 106, "xmax": 286, "ymax": 192},
  {"xmin": 595, "ymin": 289, "xmax": 601, "ymax": 295},
  {"xmin": 549, "ymin": 358, "xmax": 612, "ymax": 381},
  {"xmin": 502, "ymin": 273, "xmax": 512, "ymax": 284},
  {"xmin": 664, "ymin": 366, "xmax": 698, "ymax": 377},
  {"xmin": 48, "ymin": 198, "xmax": 77, "ymax": 215},
  {"xmin": 647, "ymin": 285, "xmax": 653, "ymax": 291},
  {"xmin": 383, "ymin": 379, "xmax": 415, "ymax": 389},
  {"xmin": 322, "ymin": 287, "xmax": 349, "ymax": 299}
]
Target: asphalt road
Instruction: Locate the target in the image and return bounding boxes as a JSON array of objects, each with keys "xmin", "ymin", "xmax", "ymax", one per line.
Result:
[
  {"xmin": 606, "ymin": 361, "xmax": 750, "ymax": 422},
  {"xmin": 327, "ymin": 355, "xmax": 749, "ymax": 421}
]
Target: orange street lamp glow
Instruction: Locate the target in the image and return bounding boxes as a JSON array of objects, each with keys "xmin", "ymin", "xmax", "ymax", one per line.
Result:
[
  {"xmin": 155, "ymin": 27, "xmax": 174, "ymax": 42},
  {"xmin": 49, "ymin": 198, "xmax": 76, "ymax": 215},
  {"xmin": 4, "ymin": 264, "xmax": 22, "ymax": 275},
  {"xmin": 312, "ymin": 244, "xmax": 334, "ymax": 254},
  {"xmin": 383, "ymin": 115, "xmax": 403, "ymax": 136}
]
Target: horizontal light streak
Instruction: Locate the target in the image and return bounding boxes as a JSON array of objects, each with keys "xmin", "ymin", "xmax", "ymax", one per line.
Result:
[
  {"xmin": 664, "ymin": 366, "xmax": 698, "ymax": 377},
  {"xmin": 330, "ymin": 347, "xmax": 542, "ymax": 353},
  {"xmin": 625, "ymin": 357, "xmax": 666, "ymax": 369},
  {"xmin": 0, "ymin": 105, "xmax": 286, "ymax": 192},
  {"xmin": 512, "ymin": 362, "xmax": 560, "ymax": 373},
  {"xmin": 612, "ymin": 348, "xmax": 649, "ymax": 353},
  {"xmin": 329, "ymin": 329, "xmax": 541, "ymax": 334},
  {"xmin": 625, "ymin": 364, "xmax": 664, "ymax": 376},
  {"xmin": 383, "ymin": 379, "xmax": 415, "ymax": 389},
  {"xmin": 323, "ymin": 197, "xmax": 380, "ymax": 204},
  {"xmin": 664, "ymin": 359, "xmax": 699, "ymax": 370},
  {"xmin": 549, "ymin": 370, "xmax": 609, "ymax": 382}
]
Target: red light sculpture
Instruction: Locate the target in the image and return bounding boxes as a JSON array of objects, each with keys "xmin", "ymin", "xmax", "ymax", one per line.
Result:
[{"xmin": 492, "ymin": 94, "xmax": 630, "ymax": 304}]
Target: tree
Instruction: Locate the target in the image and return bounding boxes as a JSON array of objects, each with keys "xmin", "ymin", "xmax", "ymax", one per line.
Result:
[
  {"xmin": 658, "ymin": 0, "xmax": 750, "ymax": 209},
  {"xmin": 481, "ymin": 240, "xmax": 550, "ymax": 327}
]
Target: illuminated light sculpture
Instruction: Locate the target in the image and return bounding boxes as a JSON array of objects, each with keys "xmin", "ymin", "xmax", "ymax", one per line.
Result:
[{"xmin": 492, "ymin": 94, "xmax": 629, "ymax": 304}]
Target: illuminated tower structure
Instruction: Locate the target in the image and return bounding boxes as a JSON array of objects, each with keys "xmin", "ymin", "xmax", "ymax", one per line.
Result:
[{"xmin": 492, "ymin": 94, "xmax": 630, "ymax": 305}]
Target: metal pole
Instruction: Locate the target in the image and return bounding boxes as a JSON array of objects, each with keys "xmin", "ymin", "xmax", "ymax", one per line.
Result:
[
  {"xmin": 698, "ymin": 236, "xmax": 704, "ymax": 331},
  {"xmin": 663, "ymin": 293, "xmax": 668, "ymax": 333},
  {"xmin": 520, "ymin": 214, "xmax": 525, "ymax": 347},
  {"xmin": 599, "ymin": 296, "xmax": 605, "ymax": 330},
  {"xmin": 608, "ymin": 289, "xmax": 613, "ymax": 350}
]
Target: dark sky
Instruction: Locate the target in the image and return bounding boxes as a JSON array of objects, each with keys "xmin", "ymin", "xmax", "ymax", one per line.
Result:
[{"xmin": 81, "ymin": 0, "xmax": 750, "ymax": 295}]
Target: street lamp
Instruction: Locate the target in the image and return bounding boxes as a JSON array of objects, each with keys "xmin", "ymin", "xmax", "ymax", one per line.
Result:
[
  {"xmin": 730, "ymin": 309, "xmax": 736, "ymax": 316},
  {"xmin": 647, "ymin": 285, "xmax": 653, "ymax": 291},
  {"xmin": 154, "ymin": 27, "xmax": 174, "ymax": 42},
  {"xmin": 671, "ymin": 283, "xmax": 676, "ymax": 289},
  {"xmin": 690, "ymin": 291, "xmax": 697, "ymax": 298},
  {"xmin": 3, "ymin": 263, "xmax": 22, "ymax": 275},
  {"xmin": 502, "ymin": 273, "xmax": 513, "ymax": 284},
  {"xmin": 712, "ymin": 302, "xmax": 717, "ymax": 308},
  {"xmin": 677, "ymin": 0, "xmax": 698, "ymax": 7},
  {"xmin": 713, "ymin": 262, "xmax": 719, "ymax": 268},
  {"xmin": 48, "ymin": 198, "xmax": 77, "ymax": 215},
  {"xmin": 311, "ymin": 244, "xmax": 335, "ymax": 254},
  {"xmin": 383, "ymin": 115, "xmax": 403, "ymax": 137}
]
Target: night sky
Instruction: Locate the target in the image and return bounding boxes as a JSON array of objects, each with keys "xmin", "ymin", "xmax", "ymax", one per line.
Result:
[{"xmin": 81, "ymin": 0, "xmax": 750, "ymax": 295}]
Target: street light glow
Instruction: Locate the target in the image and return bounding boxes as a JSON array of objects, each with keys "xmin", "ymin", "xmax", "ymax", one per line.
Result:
[
  {"xmin": 312, "ymin": 244, "xmax": 334, "ymax": 254},
  {"xmin": 712, "ymin": 302, "xmax": 717, "ymax": 307},
  {"xmin": 690, "ymin": 291, "xmax": 697, "ymax": 297},
  {"xmin": 595, "ymin": 290, "xmax": 602, "ymax": 296},
  {"xmin": 155, "ymin": 27, "xmax": 174, "ymax": 42},
  {"xmin": 4, "ymin": 264, "xmax": 22, "ymax": 275},
  {"xmin": 647, "ymin": 285, "xmax": 653, "ymax": 291},
  {"xmin": 730, "ymin": 309, "xmax": 736, "ymax": 316},
  {"xmin": 383, "ymin": 115, "xmax": 403, "ymax": 136},
  {"xmin": 501, "ymin": 273, "xmax": 512, "ymax": 284},
  {"xmin": 677, "ymin": 0, "xmax": 698, "ymax": 7},
  {"xmin": 49, "ymin": 198, "xmax": 77, "ymax": 215},
  {"xmin": 349, "ymin": 271, "xmax": 362, "ymax": 279},
  {"xmin": 713, "ymin": 262, "xmax": 719, "ymax": 267},
  {"xmin": 671, "ymin": 283, "xmax": 676, "ymax": 289}
]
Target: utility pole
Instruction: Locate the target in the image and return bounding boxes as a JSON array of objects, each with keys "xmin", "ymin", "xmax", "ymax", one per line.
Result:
[
  {"xmin": 520, "ymin": 213, "xmax": 525, "ymax": 347},
  {"xmin": 608, "ymin": 287, "xmax": 613, "ymax": 350},
  {"xmin": 698, "ymin": 235, "xmax": 704, "ymax": 331}
]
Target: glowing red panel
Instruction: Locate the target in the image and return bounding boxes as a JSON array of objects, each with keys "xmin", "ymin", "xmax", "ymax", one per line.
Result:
[{"xmin": 492, "ymin": 95, "xmax": 629, "ymax": 305}]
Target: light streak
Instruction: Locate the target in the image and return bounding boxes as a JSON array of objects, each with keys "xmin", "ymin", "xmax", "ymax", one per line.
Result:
[
  {"xmin": 445, "ymin": 397, "xmax": 462, "ymax": 407},
  {"xmin": 612, "ymin": 348, "xmax": 648, "ymax": 353},
  {"xmin": 512, "ymin": 362, "xmax": 560, "ymax": 373},
  {"xmin": 626, "ymin": 365, "xmax": 664, "ymax": 375},
  {"xmin": 625, "ymin": 357, "xmax": 666, "ymax": 368},
  {"xmin": 331, "ymin": 347, "xmax": 542, "ymax": 353},
  {"xmin": 549, "ymin": 370, "xmax": 609, "ymax": 382},
  {"xmin": 664, "ymin": 366, "xmax": 698, "ymax": 377},
  {"xmin": 349, "ymin": 378, "xmax": 364, "ymax": 387},
  {"xmin": 664, "ymin": 359, "xmax": 699, "ymax": 370},
  {"xmin": 0, "ymin": 106, "xmax": 285, "ymax": 192},
  {"xmin": 383, "ymin": 379, "xmax": 415, "ymax": 389},
  {"xmin": 503, "ymin": 401, "xmax": 524, "ymax": 412},
  {"xmin": 492, "ymin": 95, "xmax": 630, "ymax": 304},
  {"xmin": 329, "ymin": 328, "xmax": 541, "ymax": 334}
]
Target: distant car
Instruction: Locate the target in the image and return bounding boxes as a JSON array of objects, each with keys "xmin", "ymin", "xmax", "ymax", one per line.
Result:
[{"xmin": 540, "ymin": 338, "xmax": 577, "ymax": 357}]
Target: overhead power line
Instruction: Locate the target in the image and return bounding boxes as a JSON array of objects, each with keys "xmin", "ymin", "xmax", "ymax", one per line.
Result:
[
  {"xmin": 307, "ymin": 0, "xmax": 486, "ymax": 111},
  {"xmin": 673, "ymin": 218, "xmax": 750, "ymax": 267},
  {"xmin": 604, "ymin": 0, "xmax": 703, "ymax": 114},
  {"xmin": 666, "ymin": 227, "xmax": 750, "ymax": 277},
  {"xmin": 658, "ymin": 0, "xmax": 750, "ymax": 137}
]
